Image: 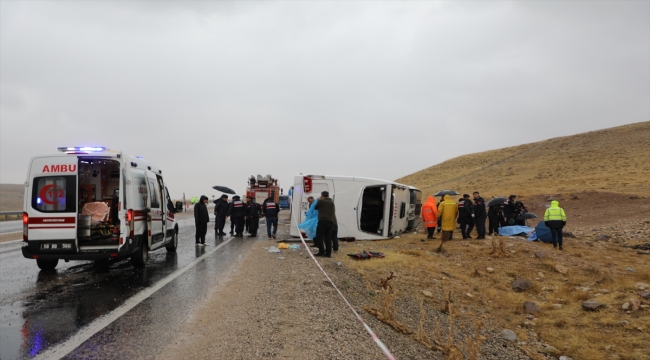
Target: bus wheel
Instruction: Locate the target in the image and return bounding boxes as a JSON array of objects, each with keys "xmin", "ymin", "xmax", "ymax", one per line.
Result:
[
  {"xmin": 166, "ymin": 231, "xmax": 178, "ymax": 252},
  {"xmin": 36, "ymin": 259, "xmax": 59, "ymax": 271},
  {"xmin": 132, "ymin": 239, "xmax": 149, "ymax": 268}
]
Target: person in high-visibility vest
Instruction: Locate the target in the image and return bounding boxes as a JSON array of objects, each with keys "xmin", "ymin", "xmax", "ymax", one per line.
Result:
[
  {"xmin": 421, "ymin": 196, "xmax": 438, "ymax": 239},
  {"xmin": 544, "ymin": 200, "xmax": 567, "ymax": 250}
]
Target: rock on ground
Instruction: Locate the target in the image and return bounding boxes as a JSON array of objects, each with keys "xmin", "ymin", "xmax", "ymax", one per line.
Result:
[
  {"xmin": 582, "ymin": 300, "xmax": 605, "ymax": 311},
  {"xmin": 512, "ymin": 278, "xmax": 532, "ymax": 292}
]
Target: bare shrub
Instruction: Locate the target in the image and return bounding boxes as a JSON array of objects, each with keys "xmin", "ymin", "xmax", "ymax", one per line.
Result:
[{"xmin": 489, "ymin": 237, "xmax": 509, "ymax": 257}]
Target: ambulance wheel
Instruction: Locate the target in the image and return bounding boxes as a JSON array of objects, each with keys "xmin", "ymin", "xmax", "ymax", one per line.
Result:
[
  {"xmin": 132, "ymin": 239, "xmax": 149, "ymax": 268},
  {"xmin": 165, "ymin": 231, "xmax": 178, "ymax": 252},
  {"xmin": 36, "ymin": 259, "xmax": 59, "ymax": 271}
]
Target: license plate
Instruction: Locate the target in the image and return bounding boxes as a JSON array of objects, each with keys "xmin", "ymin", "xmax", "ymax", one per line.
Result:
[{"xmin": 41, "ymin": 243, "xmax": 72, "ymax": 250}]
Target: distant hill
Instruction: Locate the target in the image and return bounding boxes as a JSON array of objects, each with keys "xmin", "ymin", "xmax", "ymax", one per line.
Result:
[
  {"xmin": 0, "ymin": 184, "xmax": 24, "ymax": 212},
  {"xmin": 397, "ymin": 121, "xmax": 650, "ymax": 198}
]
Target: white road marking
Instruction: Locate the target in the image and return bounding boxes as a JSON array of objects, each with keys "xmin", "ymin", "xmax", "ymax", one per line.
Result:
[{"xmin": 34, "ymin": 236, "xmax": 234, "ymax": 360}]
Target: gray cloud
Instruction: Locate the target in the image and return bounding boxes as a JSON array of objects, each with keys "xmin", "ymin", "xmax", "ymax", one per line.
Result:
[{"xmin": 1, "ymin": 1, "xmax": 648, "ymax": 199}]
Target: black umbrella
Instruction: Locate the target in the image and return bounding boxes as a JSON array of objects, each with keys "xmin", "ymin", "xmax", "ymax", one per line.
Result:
[
  {"xmin": 212, "ymin": 185, "xmax": 236, "ymax": 194},
  {"xmin": 434, "ymin": 190, "xmax": 459, "ymax": 196},
  {"xmin": 517, "ymin": 212, "xmax": 538, "ymax": 220},
  {"xmin": 486, "ymin": 197, "xmax": 507, "ymax": 207}
]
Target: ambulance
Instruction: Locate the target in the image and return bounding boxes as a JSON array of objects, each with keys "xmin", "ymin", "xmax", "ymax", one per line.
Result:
[
  {"xmin": 22, "ymin": 147, "xmax": 179, "ymax": 270},
  {"xmin": 289, "ymin": 175, "xmax": 422, "ymax": 240}
]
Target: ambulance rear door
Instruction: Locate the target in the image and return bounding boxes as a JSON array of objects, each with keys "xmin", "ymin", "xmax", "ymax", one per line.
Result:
[
  {"xmin": 26, "ymin": 156, "xmax": 78, "ymax": 246},
  {"xmin": 145, "ymin": 171, "xmax": 164, "ymax": 248}
]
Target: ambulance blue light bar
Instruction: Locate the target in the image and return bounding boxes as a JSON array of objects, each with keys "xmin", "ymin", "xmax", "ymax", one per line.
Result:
[{"xmin": 58, "ymin": 146, "xmax": 106, "ymax": 152}]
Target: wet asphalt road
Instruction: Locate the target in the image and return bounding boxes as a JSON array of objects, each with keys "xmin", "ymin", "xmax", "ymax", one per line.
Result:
[
  {"xmin": 0, "ymin": 220, "xmax": 22, "ymax": 235},
  {"xmin": 0, "ymin": 214, "xmax": 261, "ymax": 359}
]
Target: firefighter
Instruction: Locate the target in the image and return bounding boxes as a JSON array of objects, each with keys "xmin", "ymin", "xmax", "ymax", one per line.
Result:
[
  {"xmin": 437, "ymin": 195, "xmax": 458, "ymax": 241},
  {"xmin": 213, "ymin": 194, "xmax": 229, "ymax": 236},
  {"xmin": 227, "ymin": 195, "xmax": 247, "ymax": 237},
  {"xmin": 457, "ymin": 194, "xmax": 474, "ymax": 239},
  {"xmin": 263, "ymin": 196, "xmax": 280, "ymax": 239},
  {"xmin": 245, "ymin": 196, "xmax": 262, "ymax": 237},
  {"xmin": 421, "ymin": 196, "xmax": 438, "ymax": 239},
  {"xmin": 472, "ymin": 191, "xmax": 487, "ymax": 239}
]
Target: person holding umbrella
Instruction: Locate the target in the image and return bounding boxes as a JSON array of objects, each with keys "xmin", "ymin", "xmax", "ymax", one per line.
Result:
[
  {"xmin": 544, "ymin": 200, "xmax": 567, "ymax": 250},
  {"xmin": 514, "ymin": 201, "xmax": 529, "ymax": 226},
  {"xmin": 437, "ymin": 194, "xmax": 458, "ymax": 241},
  {"xmin": 503, "ymin": 195, "xmax": 518, "ymax": 226},
  {"xmin": 434, "ymin": 190, "xmax": 458, "ymax": 234},
  {"xmin": 213, "ymin": 194, "xmax": 229, "ymax": 236},
  {"xmin": 421, "ymin": 196, "xmax": 438, "ymax": 239}
]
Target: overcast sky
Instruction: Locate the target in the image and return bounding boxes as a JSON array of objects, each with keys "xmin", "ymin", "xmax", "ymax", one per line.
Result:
[{"xmin": 1, "ymin": 1, "xmax": 648, "ymax": 200}]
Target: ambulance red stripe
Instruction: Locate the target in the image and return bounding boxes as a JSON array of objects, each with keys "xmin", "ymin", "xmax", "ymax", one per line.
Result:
[{"xmin": 29, "ymin": 217, "xmax": 75, "ymax": 224}]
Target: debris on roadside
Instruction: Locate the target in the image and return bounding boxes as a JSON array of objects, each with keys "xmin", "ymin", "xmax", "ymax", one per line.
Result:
[{"xmin": 348, "ymin": 250, "xmax": 385, "ymax": 260}]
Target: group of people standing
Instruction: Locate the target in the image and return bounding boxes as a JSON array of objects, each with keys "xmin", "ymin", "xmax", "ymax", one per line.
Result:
[
  {"xmin": 422, "ymin": 192, "xmax": 488, "ymax": 241},
  {"xmin": 421, "ymin": 192, "xmax": 568, "ymax": 250},
  {"xmin": 193, "ymin": 194, "xmax": 281, "ymax": 245},
  {"xmin": 421, "ymin": 192, "xmax": 530, "ymax": 241}
]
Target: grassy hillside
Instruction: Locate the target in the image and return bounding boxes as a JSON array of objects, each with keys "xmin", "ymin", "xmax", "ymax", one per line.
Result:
[
  {"xmin": 0, "ymin": 184, "xmax": 24, "ymax": 212},
  {"xmin": 398, "ymin": 121, "xmax": 650, "ymax": 198}
]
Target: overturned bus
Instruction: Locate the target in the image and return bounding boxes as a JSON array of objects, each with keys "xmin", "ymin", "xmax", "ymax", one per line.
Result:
[{"xmin": 289, "ymin": 175, "xmax": 421, "ymax": 240}]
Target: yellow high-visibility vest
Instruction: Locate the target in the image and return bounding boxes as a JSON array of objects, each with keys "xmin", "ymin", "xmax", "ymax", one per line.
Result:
[{"xmin": 544, "ymin": 207, "xmax": 566, "ymax": 221}]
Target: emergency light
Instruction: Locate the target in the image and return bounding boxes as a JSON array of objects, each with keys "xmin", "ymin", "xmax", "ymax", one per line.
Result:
[{"xmin": 57, "ymin": 146, "xmax": 106, "ymax": 152}]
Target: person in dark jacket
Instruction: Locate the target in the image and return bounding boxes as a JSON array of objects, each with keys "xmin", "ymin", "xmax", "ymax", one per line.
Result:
[
  {"xmin": 245, "ymin": 196, "xmax": 262, "ymax": 237},
  {"xmin": 194, "ymin": 195, "xmax": 210, "ymax": 246},
  {"xmin": 514, "ymin": 200, "xmax": 529, "ymax": 226},
  {"xmin": 262, "ymin": 197, "xmax": 280, "ymax": 239},
  {"xmin": 227, "ymin": 195, "xmax": 247, "ymax": 237},
  {"xmin": 503, "ymin": 195, "xmax": 518, "ymax": 226},
  {"xmin": 213, "ymin": 194, "xmax": 229, "ymax": 236},
  {"xmin": 457, "ymin": 194, "xmax": 474, "ymax": 239},
  {"xmin": 472, "ymin": 192, "xmax": 487, "ymax": 239},
  {"xmin": 314, "ymin": 191, "xmax": 336, "ymax": 257},
  {"xmin": 487, "ymin": 203, "xmax": 501, "ymax": 236}
]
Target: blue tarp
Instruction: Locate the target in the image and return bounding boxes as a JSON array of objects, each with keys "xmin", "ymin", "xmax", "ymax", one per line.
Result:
[
  {"xmin": 297, "ymin": 200, "xmax": 319, "ymax": 239},
  {"xmin": 532, "ymin": 221, "xmax": 553, "ymax": 243},
  {"xmin": 498, "ymin": 225, "xmax": 533, "ymax": 239}
]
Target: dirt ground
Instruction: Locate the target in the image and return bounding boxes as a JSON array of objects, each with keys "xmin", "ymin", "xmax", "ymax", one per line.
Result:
[{"xmin": 160, "ymin": 215, "xmax": 536, "ymax": 360}]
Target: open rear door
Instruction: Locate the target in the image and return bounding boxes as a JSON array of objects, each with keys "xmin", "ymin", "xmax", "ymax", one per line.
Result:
[{"xmin": 146, "ymin": 173, "xmax": 164, "ymax": 246}]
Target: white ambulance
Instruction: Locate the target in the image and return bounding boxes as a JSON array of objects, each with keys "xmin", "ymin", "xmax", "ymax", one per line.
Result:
[
  {"xmin": 22, "ymin": 147, "xmax": 179, "ymax": 270},
  {"xmin": 289, "ymin": 175, "xmax": 422, "ymax": 240}
]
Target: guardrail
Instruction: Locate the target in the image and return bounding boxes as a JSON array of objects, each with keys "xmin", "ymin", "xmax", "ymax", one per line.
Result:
[{"xmin": 0, "ymin": 211, "xmax": 22, "ymax": 220}]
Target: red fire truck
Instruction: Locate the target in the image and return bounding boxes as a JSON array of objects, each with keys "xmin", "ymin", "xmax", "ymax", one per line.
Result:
[{"xmin": 246, "ymin": 175, "xmax": 280, "ymax": 205}]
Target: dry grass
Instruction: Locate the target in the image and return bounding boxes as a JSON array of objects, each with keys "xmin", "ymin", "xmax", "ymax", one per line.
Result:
[
  {"xmin": 397, "ymin": 121, "xmax": 650, "ymax": 198},
  {"xmin": 0, "ymin": 183, "xmax": 24, "ymax": 211},
  {"xmin": 343, "ymin": 233, "xmax": 650, "ymax": 360}
]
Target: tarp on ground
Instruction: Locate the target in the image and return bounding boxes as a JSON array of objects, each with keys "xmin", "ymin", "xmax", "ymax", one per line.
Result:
[
  {"xmin": 297, "ymin": 199, "xmax": 319, "ymax": 239},
  {"xmin": 531, "ymin": 221, "xmax": 553, "ymax": 243},
  {"xmin": 498, "ymin": 225, "xmax": 533, "ymax": 239}
]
